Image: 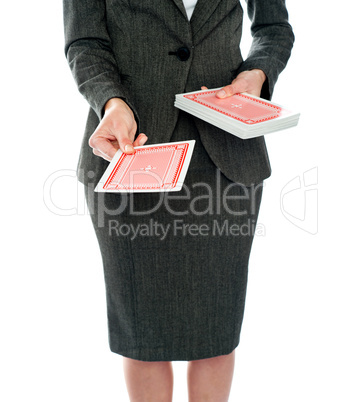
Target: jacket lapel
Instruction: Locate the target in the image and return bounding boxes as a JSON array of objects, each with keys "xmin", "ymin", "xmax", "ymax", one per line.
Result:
[
  {"xmin": 190, "ymin": 0, "xmax": 223, "ymax": 35},
  {"xmin": 171, "ymin": 0, "xmax": 188, "ymax": 19},
  {"xmin": 171, "ymin": 0, "xmax": 223, "ymax": 29}
]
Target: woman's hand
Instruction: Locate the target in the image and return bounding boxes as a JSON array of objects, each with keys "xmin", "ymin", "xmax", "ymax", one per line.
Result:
[
  {"xmin": 215, "ymin": 69, "xmax": 266, "ymax": 98},
  {"xmin": 89, "ymin": 98, "xmax": 148, "ymax": 162}
]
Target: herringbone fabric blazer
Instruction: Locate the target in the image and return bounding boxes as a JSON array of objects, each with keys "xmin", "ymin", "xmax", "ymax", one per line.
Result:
[{"xmin": 63, "ymin": 0, "xmax": 294, "ymax": 186}]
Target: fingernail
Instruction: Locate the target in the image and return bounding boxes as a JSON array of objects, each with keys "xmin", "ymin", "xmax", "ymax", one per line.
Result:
[
  {"xmin": 217, "ymin": 90, "xmax": 226, "ymax": 98},
  {"xmin": 125, "ymin": 144, "xmax": 134, "ymax": 153}
]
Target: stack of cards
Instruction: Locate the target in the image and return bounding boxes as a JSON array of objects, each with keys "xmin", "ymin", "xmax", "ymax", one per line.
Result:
[
  {"xmin": 175, "ymin": 89, "xmax": 300, "ymax": 139},
  {"xmin": 95, "ymin": 140, "xmax": 195, "ymax": 192}
]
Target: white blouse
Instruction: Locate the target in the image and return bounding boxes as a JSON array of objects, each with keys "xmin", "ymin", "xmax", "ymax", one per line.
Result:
[{"xmin": 182, "ymin": 0, "xmax": 198, "ymax": 20}]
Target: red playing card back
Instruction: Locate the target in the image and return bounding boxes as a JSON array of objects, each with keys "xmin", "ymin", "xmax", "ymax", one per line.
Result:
[
  {"xmin": 103, "ymin": 143, "xmax": 190, "ymax": 191},
  {"xmin": 184, "ymin": 91, "xmax": 282, "ymax": 124}
]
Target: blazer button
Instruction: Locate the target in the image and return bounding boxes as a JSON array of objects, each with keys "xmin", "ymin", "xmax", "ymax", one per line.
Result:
[{"xmin": 169, "ymin": 47, "xmax": 191, "ymax": 61}]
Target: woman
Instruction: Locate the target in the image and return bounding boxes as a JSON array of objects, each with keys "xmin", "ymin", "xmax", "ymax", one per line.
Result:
[{"xmin": 63, "ymin": 0, "xmax": 294, "ymax": 400}]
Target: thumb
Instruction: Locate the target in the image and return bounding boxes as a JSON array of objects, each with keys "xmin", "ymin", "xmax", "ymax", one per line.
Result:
[
  {"xmin": 216, "ymin": 79, "xmax": 248, "ymax": 99},
  {"xmin": 119, "ymin": 138, "xmax": 135, "ymax": 154},
  {"xmin": 117, "ymin": 122, "xmax": 138, "ymax": 154}
]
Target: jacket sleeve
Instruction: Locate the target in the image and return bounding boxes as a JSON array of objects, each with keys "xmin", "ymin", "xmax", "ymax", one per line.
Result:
[
  {"xmin": 63, "ymin": 0, "xmax": 138, "ymax": 121},
  {"xmin": 238, "ymin": 0, "xmax": 295, "ymax": 100}
]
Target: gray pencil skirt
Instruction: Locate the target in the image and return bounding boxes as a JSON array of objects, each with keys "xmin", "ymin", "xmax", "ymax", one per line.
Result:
[{"xmin": 85, "ymin": 112, "xmax": 263, "ymax": 361}]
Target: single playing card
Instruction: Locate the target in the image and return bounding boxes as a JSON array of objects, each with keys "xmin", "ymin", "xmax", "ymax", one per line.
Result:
[{"xmin": 94, "ymin": 140, "xmax": 195, "ymax": 192}]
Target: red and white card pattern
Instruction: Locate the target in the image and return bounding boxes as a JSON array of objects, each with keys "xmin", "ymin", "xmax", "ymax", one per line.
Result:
[
  {"xmin": 95, "ymin": 140, "xmax": 195, "ymax": 192},
  {"xmin": 175, "ymin": 89, "xmax": 300, "ymax": 139}
]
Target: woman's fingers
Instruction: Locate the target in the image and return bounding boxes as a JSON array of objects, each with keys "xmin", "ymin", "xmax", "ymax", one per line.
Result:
[
  {"xmin": 89, "ymin": 130, "xmax": 120, "ymax": 161},
  {"xmin": 216, "ymin": 76, "xmax": 249, "ymax": 98},
  {"xmin": 216, "ymin": 69, "xmax": 266, "ymax": 99},
  {"xmin": 90, "ymin": 128, "xmax": 148, "ymax": 162}
]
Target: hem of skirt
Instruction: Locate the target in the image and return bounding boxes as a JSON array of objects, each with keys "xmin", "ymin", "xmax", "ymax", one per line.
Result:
[{"xmin": 109, "ymin": 341, "xmax": 240, "ymax": 362}]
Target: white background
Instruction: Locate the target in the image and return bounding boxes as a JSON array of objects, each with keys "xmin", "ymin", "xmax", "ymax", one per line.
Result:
[{"xmin": 1, "ymin": 1, "xmax": 359, "ymax": 401}]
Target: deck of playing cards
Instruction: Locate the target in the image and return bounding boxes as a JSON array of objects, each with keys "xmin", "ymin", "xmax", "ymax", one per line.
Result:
[
  {"xmin": 95, "ymin": 140, "xmax": 195, "ymax": 192},
  {"xmin": 175, "ymin": 89, "xmax": 300, "ymax": 139}
]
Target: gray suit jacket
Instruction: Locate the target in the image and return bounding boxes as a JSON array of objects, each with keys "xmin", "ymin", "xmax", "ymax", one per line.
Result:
[{"xmin": 63, "ymin": 0, "xmax": 294, "ymax": 186}]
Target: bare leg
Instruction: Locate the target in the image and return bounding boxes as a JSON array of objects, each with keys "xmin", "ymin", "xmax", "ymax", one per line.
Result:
[
  {"xmin": 123, "ymin": 357, "xmax": 174, "ymax": 402},
  {"xmin": 187, "ymin": 350, "xmax": 235, "ymax": 402}
]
